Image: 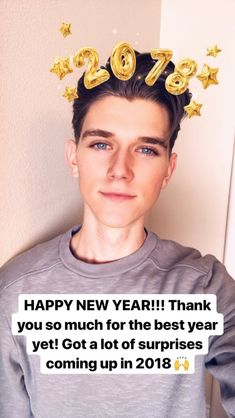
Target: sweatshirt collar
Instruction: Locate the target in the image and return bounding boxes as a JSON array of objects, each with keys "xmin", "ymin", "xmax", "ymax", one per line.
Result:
[{"xmin": 59, "ymin": 226, "xmax": 158, "ymax": 278}]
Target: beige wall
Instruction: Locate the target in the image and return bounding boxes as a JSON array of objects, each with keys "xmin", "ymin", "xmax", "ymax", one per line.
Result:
[
  {"xmin": 224, "ymin": 139, "xmax": 235, "ymax": 277},
  {"xmin": 158, "ymin": 1, "xmax": 235, "ymax": 417},
  {"xmin": 0, "ymin": 0, "xmax": 161, "ymax": 266},
  {"xmin": 150, "ymin": 0, "xmax": 235, "ymax": 262}
]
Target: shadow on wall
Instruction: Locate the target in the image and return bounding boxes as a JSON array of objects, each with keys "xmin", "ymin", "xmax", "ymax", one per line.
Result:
[{"xmin": 1, "ymin": 110, "xmax": 83, "ymax": 266}]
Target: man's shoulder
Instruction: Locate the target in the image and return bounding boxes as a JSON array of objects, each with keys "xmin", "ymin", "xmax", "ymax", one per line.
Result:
[
  {"xmin": 151, "ymin": 233, "xmax": 235, "ymax": 298},
  {"xmin": 151, "ymin": 232, "xmax": 221, "ymax": 276},
  {"xmin": 0, "ymin": 231, "xmax": 66, "ymax": 293}
]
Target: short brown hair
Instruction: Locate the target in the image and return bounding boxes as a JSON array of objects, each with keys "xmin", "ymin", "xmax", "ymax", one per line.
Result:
[{"xmin": 72, "ymin": 51, "xmax": 191, "ymax": 152}]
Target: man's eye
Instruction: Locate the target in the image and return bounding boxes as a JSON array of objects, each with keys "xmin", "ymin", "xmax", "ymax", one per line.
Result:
[
  {"xmin": 138, "ymin": 147, "xmax": 159, "ymax": 156},
  {"xmin": 90, "ymin": 143, "xmax": 109, "ymax": 150}
]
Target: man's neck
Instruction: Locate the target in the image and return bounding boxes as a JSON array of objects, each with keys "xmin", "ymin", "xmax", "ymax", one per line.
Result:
[{"xmin": 70, "ymin": 217, "xmax": 146, "ymax": 264}]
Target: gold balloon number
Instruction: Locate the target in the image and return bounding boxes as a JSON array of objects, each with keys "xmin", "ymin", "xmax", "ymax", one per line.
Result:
[
  {"xmin": 165, "ymin": 58, "xmax": 198, "ymax": 95},
  {"xmin": 110, "ymin": 42, "xmax": 136, "ymax": 81},
  {"xmin": 72, "ymin": 44, "xmax": 198, "ymax": 96},
  {"xmin": 73, "ymin": 47, "xmax": 110, "ymax": 89},
  {"xmin": 145, "ymin": 49, "xmax": 173, "ymax": 86}
]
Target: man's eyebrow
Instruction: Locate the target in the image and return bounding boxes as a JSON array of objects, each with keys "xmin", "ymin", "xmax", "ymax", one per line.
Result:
[
  {"xmin": 138, "ymin": 136, "xmax": 168, "ymax": 149},
  {"xmin": 81, "ymin": 129, "xmax": 168, "ymax": 149},
  {"xmin": 81, "ymin": 129, "xmax": 114, "ymax": 140}
]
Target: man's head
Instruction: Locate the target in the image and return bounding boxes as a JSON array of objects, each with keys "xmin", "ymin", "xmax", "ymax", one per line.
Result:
[
  {"xmin": 67, "ymin": 51, "xmax": 191, "ymax": 229},
  {"xmin": 72, "ymin": 51, "xmax": 191, "ymax": 153}
]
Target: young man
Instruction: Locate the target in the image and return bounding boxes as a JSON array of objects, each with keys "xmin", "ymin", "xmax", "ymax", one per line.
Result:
[{"xmin": 0, "ymin": 52, "xmax": 235, "ymax": 418}]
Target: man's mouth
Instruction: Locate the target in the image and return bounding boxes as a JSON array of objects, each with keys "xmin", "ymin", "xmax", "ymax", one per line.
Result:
[{"xmin": 99, "ymin": 191, "xmax": 136, "ymax": 201}]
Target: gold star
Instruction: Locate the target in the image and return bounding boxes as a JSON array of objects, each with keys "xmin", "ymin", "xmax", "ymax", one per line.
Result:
[
  {"xmin": 49, "ymin": 57, "xmax": 73, "ymax": 80},
  {"xmin": 206, "ymin": 45, "xmax": 222, "ymax": 57},
  {"xmin": 196, "ymin": 64, "xmax": 219, "ymax": 89},
  {"xmin": 63, "ymin": 87, "xmax": 78, "ymax": 102},
  {"xmin": 184, "ymin": 100, "xmax": 202, "ymax": 118},
  {"xmin": 60, "ymin": 22, "xmax": 72, "ymax": 38}
]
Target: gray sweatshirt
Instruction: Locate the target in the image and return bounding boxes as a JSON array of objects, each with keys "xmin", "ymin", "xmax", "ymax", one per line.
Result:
[{"xmin": 0, "ymin": 227, "xmax": 235, "ymax": 418}]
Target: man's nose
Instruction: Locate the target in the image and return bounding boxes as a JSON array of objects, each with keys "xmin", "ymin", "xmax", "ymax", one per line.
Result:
[{"xmin": 107, "ymin": 149, "xmax": 134, "ymax": 181}]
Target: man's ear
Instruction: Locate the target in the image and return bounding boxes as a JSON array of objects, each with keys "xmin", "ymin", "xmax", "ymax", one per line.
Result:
[
  {"xmin": 161, "ymin": 152, "xmax": 177, "ymax": 189},
  {"xmin": 65, "ymin": 139, "xmax": 79, "ymax": 178}
]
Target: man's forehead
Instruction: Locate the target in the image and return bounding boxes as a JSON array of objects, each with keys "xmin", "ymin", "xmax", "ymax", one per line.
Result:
[{"xmin": 81, "ymin": 96, "xmax": 171, "ymax": 140}]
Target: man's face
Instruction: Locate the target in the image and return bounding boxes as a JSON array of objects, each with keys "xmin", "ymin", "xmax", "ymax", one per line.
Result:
[{"xmin": 66, "ymin": 96, "xmax": 177, "ymax": 229}]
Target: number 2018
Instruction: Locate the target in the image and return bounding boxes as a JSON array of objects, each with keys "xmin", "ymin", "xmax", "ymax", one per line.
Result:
[
  {"xmin": 136, "ymin": 357, "xmax": 171, "ymax": 369},
  {"xmin": 73, "ymin": 42, "xmax": 197, "ymax": 95}
]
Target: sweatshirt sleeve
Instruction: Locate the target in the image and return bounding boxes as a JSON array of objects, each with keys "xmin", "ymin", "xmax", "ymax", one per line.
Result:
[
  {"xmin": 204, "ymin": 258, "xmax": 235, "ymax": 418},
  {"xmin": 0, "ymin": 306, "xmax": 33, "ymax": 418}
]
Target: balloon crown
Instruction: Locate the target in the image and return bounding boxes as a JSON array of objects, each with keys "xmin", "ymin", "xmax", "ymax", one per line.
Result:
[{"xmin": 50, "ymin": 24, "xmax": 221, "ymax": 118}]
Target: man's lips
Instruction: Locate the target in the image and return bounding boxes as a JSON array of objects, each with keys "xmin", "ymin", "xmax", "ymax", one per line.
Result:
[{"xmin": 99, "ymin": 191, "xmax": 136, "ymax": 201}]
